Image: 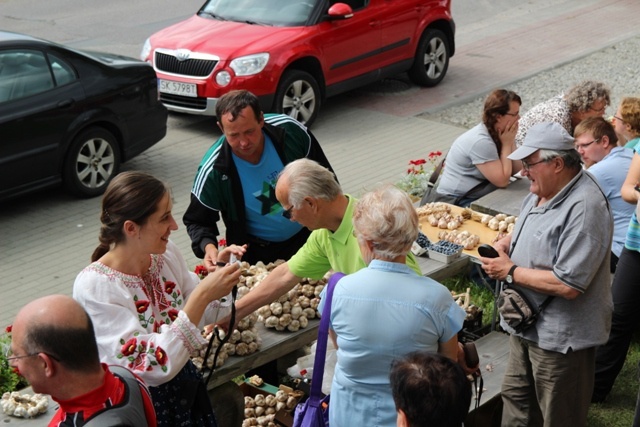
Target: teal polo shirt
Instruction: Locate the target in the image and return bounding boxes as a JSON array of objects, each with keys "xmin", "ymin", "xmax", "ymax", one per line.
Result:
[{"xmin": 288, "ymin": 195, "xmax": 423, "ymax": 279}]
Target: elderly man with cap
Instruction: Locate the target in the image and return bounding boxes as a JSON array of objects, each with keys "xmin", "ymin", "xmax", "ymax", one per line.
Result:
[{"xmin": 480, "ymin": 122, "xmax": 613, "ymax": 427}]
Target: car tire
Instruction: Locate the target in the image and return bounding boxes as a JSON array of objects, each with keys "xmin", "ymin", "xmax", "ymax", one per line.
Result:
[
  {"xmin": 274, "ymin": 70, "xmax": 321, "ymax": 127},
  {"xmin": 408, "ymin": 29, "xmax": 450, "ymax": 87},
  {"xmin": 63, "ymin": 127, "xmax": 121, "ymax": 198}
]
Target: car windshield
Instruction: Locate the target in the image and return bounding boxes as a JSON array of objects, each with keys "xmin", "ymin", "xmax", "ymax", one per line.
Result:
[{"xmin": 199, "ymin": 0, "xmax": 321, "ymax": 26}]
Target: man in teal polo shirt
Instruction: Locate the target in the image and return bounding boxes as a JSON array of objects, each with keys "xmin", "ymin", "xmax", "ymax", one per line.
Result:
[{"xmin": 231, "ymin": 158, "xmax": 422, "ymax": 321}]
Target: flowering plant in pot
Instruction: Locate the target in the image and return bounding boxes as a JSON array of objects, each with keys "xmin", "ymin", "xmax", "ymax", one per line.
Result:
[
  {"xmin": 395, "ymin": 151, "xmax": 443, "ymax": 200},
  {"xmin": 0, "ymin": 325, "xmax": 29, "ymax": 393}
]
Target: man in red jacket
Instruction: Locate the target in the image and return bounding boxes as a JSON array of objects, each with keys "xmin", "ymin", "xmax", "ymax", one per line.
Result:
[{"xmin": 8, "ymin": 295, "xmax": 157, "ymax": 427}]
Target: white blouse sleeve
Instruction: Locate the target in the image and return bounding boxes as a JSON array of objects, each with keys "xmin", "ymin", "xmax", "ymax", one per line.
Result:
[{"xmin": 73, "ymin": 251, "xmax": 208, "ymax": 387}]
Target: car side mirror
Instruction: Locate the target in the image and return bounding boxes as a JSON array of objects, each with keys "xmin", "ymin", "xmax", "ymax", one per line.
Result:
[{"xmin": 327, "ymin": 3, "xmax": 354, "ymax": 19}]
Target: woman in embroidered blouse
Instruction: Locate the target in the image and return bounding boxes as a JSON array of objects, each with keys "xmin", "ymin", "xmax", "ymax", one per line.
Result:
[
  {"xmin": 319, "ymin": 186, "xmax": 467, "ymax": 427},
  {"xmin": 73, "ymin": 171, "xmax": 242, "ymax": 427}
]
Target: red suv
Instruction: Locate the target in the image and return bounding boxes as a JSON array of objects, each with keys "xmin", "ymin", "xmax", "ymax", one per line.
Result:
[{"xmin": 141, "ymin": 0, "xmax": 454, "ymax": 126}]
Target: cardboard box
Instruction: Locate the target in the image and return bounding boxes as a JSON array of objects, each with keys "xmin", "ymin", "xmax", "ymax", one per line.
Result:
[{"xmin": 240, "ymin": 380, "xmax": 303, "ymax": 427}]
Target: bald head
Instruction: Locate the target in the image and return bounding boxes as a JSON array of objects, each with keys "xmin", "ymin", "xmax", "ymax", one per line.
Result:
[
  {"xmin": 17, "ymin": 295, "xmax": 91, "ymax": 331},
  {"xmin": 13, "ymin": 295, "xmax": 100, "ymax": 373}
]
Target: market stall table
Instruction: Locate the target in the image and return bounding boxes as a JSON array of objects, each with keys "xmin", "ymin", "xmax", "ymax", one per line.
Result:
[{"xmin": 470, "ymin": 177, "xmax": 531, "ymax": 217}]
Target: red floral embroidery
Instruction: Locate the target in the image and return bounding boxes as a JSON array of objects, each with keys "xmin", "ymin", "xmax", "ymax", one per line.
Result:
[
  {"xmin": 155, "ymin": 347, "xmax": 168, "ymax": 366},
  {"xmin": 164, "ymin": 281, "xmax": 176, "ymax": 294},
  {"xmin": 167, "ymin": 309, "xmax": 179, "ymax": 322},
  {"xmin": 130, "ymin": 353, "xmax": 147, "ymax": 371},
  {"xmin": 218, "ymin": 238, "xmax": 227, "ymax": 247},
  {"xmin": 121, "ymin": 338, "xmax": 137, "ymax": 356},
  {"xmin": 5, "ymin": 325, "xmax": 12, "ymax": 333},
  {"xmin": 135, "ymin": 300, "xmax": 150, "ymax": 313}
]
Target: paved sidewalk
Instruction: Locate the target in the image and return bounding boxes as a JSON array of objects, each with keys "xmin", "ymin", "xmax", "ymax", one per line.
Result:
[{"xmin": 2, "ymin": 0, "xmax": 640, "ymax": 328}]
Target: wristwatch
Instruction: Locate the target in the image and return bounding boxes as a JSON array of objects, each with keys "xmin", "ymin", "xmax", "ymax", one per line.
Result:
[{"xmin": 505, "ymin": 265, "xmax": 518, "ymax": 284}]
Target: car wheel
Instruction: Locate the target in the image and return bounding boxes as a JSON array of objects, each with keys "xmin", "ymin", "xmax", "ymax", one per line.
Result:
[
  {"xmin": 408, "ymin": 29, "xmax": 450, "ymax": 87},
  {"xmin": 63, "ymin": 127, "xmax": 121, "ymax": 197},
  {"xmin": 274, "ymin": 70, "xmax": 321, "ymax": 127}
]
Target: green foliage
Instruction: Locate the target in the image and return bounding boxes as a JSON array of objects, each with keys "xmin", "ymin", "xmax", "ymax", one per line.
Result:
[
  {"xmin": 0, "ymin": 332, "xmax": 29, "ymax": 394},
  {"xmin": 441, "ymin": 268, "xmax": 497, "ymax": 326},
  {"xmin": 587, "ymin": 331, "xmax": 640, "ymax": 426},
  {"xmin": 441, "ymin": 270, "xmax": 640, "ymax": 425}
]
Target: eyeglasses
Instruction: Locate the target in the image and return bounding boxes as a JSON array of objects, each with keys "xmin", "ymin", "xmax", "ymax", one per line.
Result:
[
  {"xmin": 281, "ymin": 205, "xmax": 294, "ymax": 220},
  {"xmin": 575, "ymin": 137, "xmax": 601, "ymax": 150},
  {"xmin": 5, "ymin": 347, "xmax": 58, "ymax": 363},
  {"xmin": 613, "ymin": 115, "xmax": 626, "ymax": 123},
  {"xmin": 589, "ymin": 105, "xmax": 606, "ymax": 114},
  {"xmin": 504, "ymin": 111, "xmax": 520, "ymax": 117},
  {"xmin": 521, "ymin": 158, "xmax": 548, "ymax": 171}
]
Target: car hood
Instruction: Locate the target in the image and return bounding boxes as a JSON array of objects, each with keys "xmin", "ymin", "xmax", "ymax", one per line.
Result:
[
  {"xmin": 81, "ymin": 50, "xmax": 147, "ymax": 66},
  {"xmin": 150, "ymin": 15, "xmax": 303, "ymax": 58}
]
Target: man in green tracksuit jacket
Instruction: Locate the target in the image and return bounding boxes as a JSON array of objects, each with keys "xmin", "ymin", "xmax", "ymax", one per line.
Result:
[{"xmin": 183, "ymin": 89, "xmax": 335, "ymax": 269}]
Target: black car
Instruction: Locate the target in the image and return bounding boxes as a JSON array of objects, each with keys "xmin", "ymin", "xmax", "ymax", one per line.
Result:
[{"xmin": 0, "ymin": 31, "xmax": 168, "ymax": 201}]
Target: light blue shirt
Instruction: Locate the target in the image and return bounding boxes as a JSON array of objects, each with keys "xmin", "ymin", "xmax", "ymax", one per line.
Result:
[
  {"xmin": 587, "ymin": 146, "xmax": 634, "ymax": 256},
  {"xmin": 318, "ymin": 260, "xmax": 465, "ymax": 427},
  {"xmin": 233, "ymin": 135, "xmax": 302, "ymax": 241},
  {"xmin": 626, "ymin": 142, "xmax": 640, "ymax": 251}
]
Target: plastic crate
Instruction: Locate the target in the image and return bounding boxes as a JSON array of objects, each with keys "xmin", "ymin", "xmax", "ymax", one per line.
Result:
[{"xmin": 427, "ymin": 240, "xmax": 463, "ymax": 264}]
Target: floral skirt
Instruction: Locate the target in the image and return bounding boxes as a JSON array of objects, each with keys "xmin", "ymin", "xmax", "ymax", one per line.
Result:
[{"xmin": 150, "ymin": 360, "xmax": 218, "ymax": 427}]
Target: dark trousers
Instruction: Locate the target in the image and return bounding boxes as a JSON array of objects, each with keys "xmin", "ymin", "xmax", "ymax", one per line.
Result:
[
  {"xmin": 593, "ymin": 247, "xmax": 640, "ymax": 401},
  {"xmin": 243, "ymin": 227, "xmax": 311, "ymax": 265}
]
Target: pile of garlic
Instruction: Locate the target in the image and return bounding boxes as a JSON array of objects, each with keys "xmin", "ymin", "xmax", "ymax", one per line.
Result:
[
  {"xmin": 1, "ymin": 392, "xmax": 48, "ymax": 418},
  {"xmin": 416, "ymin": 202, "xmax": 452, "ymax": 217},
  {"xmin": 256, "ymin": 277, "xmax": 326, "ymax": 332},
  {"xmin": 243, "ymin": 389, "xmax": 298, "ymax": 427},
  {"xmin": 192, "ymin": 312, "xmax": 262, "ymax": 370},
  {"xmin": 473, "ymin": 213, "xmax": 518, "ymax": 242}
]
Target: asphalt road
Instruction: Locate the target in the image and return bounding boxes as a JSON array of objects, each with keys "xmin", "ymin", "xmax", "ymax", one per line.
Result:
[{"xmin": 0, "ymin": 0, "xmax": 636, "ymax": 328}]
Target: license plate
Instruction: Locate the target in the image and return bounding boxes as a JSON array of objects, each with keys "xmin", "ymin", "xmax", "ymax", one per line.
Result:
[{"xmin": 158, "ymin": 79, "xmax": 197, "ymax": 97}]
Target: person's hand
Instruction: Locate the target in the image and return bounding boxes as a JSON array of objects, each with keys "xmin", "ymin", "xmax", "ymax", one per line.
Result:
[
  {"xmin": 493, "ymin": 235, "xmax": 511, "ymax": 254},
  {"xmin": 457, "ymin": 342, "xmax": 480, "ymax": 375},
  {"xmin": 203, "ymin": 243, "xmax": 219, "ymax": 272},
  {"xmin": 499, "ymin": 118, "xmax": 519, "ymax": 149},
  {"xmin": 200, "ymin": 263, "xmax": 241, "ymax": 302},
  {"xmin": 480, "ymin": 248, "xmax": 512, "ymax": 281},
  {"xmin": 217, "ymin": 244, "xmax": 248, "ymax": 264}
]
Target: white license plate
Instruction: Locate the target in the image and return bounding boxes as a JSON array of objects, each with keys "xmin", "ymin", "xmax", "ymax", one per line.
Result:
[{"xmin": 158, "ymin": 79, "xmax": 197, "ymax": 98}]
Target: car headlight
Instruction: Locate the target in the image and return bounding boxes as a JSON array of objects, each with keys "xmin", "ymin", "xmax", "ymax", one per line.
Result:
[
  {"xmin": 140, "ymin": 38, "xmax": 152, "ymax": 62},
  {"xmin": 216, "ymin": 71, "xmax": 231, "ymax": 86},
  {"xmin": 229, "ymin": 53, "xmax": 270, "ymax": 76}
]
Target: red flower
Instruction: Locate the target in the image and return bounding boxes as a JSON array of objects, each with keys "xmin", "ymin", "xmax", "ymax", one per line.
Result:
[
  {"xmin": 153, "ymin": 321, "xmax": 162, "ymax": 333},
  {"xmin": 164, "ymin": 281, "xmax": 177, "ymax": 294},
  {"xmin": 218, "ymin": 238, "xmax": 227, "ymax": 247},
  {"xmin": 121, "ymin": 338, "xmax": 138, "ymax": 356},
  {"xmin": 135, "ymin": 300, "xmax": 150, "ymax": 313},
  {"xmin": 155, "ymin": 347, "xmax": 168, "ymax": 366},
  {"xmin": 167, "ymin": 309, "xmax": 179, "ymax": 322},
  {"xmin": 5, "ymin": 325, "xmax": 12, "ymax": 333},
  {"xmin": 194, "ymin": 265, "xmax": 208, "ymax": 278}
]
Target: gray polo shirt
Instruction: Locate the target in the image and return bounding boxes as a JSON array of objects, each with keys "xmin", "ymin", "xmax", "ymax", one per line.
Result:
[
  {"xmin": 503, "ymin": 170, "xmax": 613, "ymax": 353},
  {"xmin": 437, "ymin": 123, "xmax": 498, "ymax": 198}
]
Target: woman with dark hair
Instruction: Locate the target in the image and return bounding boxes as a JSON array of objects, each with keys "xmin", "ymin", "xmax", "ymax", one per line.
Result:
[
  {"xmin": 434, "ymin": 89, "xmax": 522, "ymax": 206},
  {"xmin": 73, "ymin": 171, "xmax": 243, "ymax": 426}
]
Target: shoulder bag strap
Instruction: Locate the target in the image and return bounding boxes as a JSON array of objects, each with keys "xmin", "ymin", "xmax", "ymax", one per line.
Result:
[
  {"xmin": 308, "ymin": 272, "xmax": 345, "ymax": 399},
  {"xmin": 427, "ymin": 152, "xmax": 448, "ymax": 187}
]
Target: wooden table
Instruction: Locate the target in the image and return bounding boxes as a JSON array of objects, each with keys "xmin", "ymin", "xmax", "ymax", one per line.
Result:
[
  {"xmin": 0, "ymin": 258, "xmax": 479, "ymax": 426},
  {"xmin": 467, "ymin": 331, "xmax": 510, "ymax": 423},
  {"xmin": 470, "ymin": 177, "xmax": 531, "ymax": 217}
]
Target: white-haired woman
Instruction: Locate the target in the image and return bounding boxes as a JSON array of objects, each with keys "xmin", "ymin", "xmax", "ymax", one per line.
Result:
[{"xmin": 318, "ymin": 185, "xmax": 467, "ymax": 427}]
